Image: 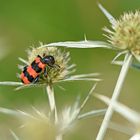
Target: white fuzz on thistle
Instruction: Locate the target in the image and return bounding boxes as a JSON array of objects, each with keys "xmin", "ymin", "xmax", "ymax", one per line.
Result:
[
  {"xmin": 0, "ymin": 84, "xmax": 107, "ymax": 140},
  {"xmin": 57, "ymin": 101, "xmax": 80, "ymax": 135}
]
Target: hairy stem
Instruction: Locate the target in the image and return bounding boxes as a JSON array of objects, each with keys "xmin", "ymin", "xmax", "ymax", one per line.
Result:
[
  {"xmin": 96, "ymin": 53, "xmax": 133, "ymax": 140},
  {"xmin": 46, "ymin": 85, "xmax": 61, "ymax": 140},
  {"xmin": 46, "ymin": 85, "xmax": 55, "ymax": 113}
]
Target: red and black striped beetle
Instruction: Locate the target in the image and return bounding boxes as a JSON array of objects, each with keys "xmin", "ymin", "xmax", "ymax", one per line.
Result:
[{"xmin": 20, "ymin": 55, "xmax": 57, "ymax": 84}]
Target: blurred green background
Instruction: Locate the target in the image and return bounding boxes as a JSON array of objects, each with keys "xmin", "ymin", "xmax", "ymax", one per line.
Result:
[{"xmin": 0, "ymin": 0, "xmax": 140, "ymax": 139}]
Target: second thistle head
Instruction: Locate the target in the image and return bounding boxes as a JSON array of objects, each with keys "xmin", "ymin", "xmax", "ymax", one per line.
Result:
[{"xmin": 104, "ymin": 10, "xmax": 140, "ymax": 61}]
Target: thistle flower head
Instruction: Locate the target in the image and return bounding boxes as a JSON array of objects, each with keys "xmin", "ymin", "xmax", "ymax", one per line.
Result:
[
  {"xmin": 0, "ymin": 42, "xmax": 100, "ymax": 90},
  {"xmin": 105, "ymin": 10, "xmax": 140, "ymax": 61},
  {"xmin": 20, "ymin": 43, "xmax": 75, "ymax": 85}
]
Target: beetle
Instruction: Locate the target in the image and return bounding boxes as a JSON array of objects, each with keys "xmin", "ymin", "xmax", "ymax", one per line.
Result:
[{"xmin": 20, "ymin": 55, "xmax": 57, "ymax": 84}]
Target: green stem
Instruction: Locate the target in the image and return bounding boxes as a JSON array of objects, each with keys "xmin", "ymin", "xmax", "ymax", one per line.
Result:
[{"xmin": 96, "ymin": 53, "xmax": 133, "ymax": 140}]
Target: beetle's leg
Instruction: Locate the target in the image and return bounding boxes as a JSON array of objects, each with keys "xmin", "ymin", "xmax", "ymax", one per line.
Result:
[
  {"xmin": 43, "ymin": 67, "xmax": 48, "ymax": 77},
  {"xmin": 37, "ymin": 55, "xmax": 42, "ymax": 59},
  {"xmin": 23, "ymin": 65, "xmax": 28, "ymax": 71},
  {"xmin": 32, "ymin": 75, "xmax": 40, "ymax": 84}
]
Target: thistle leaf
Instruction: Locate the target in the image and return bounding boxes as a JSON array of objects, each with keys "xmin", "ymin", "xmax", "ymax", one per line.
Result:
[
  {"xmin": 98, "ymin": 3, "xmax": 117, "ymax": 27},
  {"xmin": 78, "ymin": 109, "xmax": 106, "ymax": 120},
  {"xmin": 0, "ymin": 81, "xmax": 23, "ymax": 86},
  {"xmin": 95, "ymin": 94, "xmax": 140, "ymax": 125},
  {"xmin": 46, "ymin": 41, "xmax": 113, "ymax": 49},
  {"xmin": 10, "ymin": 130, "xmax": 20, "ymax": 140}
]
